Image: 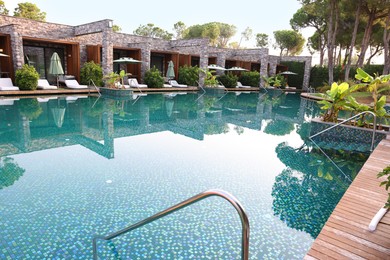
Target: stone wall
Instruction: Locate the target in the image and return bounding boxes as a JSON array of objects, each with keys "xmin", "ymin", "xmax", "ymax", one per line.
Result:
[{"xmin": 74, "ymin": 20, "xmax": 112, "ymax": 36}]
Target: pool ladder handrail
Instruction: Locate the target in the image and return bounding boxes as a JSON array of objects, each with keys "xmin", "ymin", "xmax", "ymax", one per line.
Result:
[
  {"xmin": 93, "ymin": 189, "xmax": 250, "ymax": 260},
  {"xmin": 309, "ymin": 111, "xmax": 377, "ymax": 152}
]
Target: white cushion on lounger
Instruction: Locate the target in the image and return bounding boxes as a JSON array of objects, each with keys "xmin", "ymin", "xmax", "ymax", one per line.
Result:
[
  {"xmin": 0, "ymin": 78, "xmax": 19, "ymax": 91},
  {"xmin": 64, "ymin": 79, "xmax": 88, "ymax": 89},
  {"xmin": 37, "ymin": 79, "xmax": 57, "ymax": 90}
]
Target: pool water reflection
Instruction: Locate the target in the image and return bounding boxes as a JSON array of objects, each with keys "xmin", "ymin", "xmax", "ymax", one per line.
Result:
[{"xmin": 0, "ymin": 91, "xmax": 368, "ymax": 259}]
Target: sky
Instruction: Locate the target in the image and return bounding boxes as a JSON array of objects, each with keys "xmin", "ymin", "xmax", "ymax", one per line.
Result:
[{"xmin": 5, "ymin": 0, "xmax": 308, "ymax": 54}]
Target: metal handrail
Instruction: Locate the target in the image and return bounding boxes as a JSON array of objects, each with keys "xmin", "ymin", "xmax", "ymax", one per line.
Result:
[
  {"xmin": 309, "ymin": 111, "xmax": 377, "ymax": 152},
  {"xmin": 93, "ymin": 189, "xmax": 250, "ymax": 260},
  {"xmin": 90, "ymin": 79, "xmax": 101, "ymax": 96}
]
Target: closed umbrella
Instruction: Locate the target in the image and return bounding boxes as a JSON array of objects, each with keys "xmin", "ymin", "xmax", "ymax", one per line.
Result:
[
  {"xmin": 49, "ymin": 52, "xmax": 64, "ymax": 87},
  {"xmin": 51, "ymin": 107, "xmax": 66, "ymax": 128},
  {"xmin": 166, "ymin": 60, "xmax": 175, "ymax": 79}
]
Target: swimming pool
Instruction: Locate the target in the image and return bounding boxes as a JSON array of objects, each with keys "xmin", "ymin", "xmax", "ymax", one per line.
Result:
[{"xmin": 0, "ymin": 91, "xmax": 368, "ymax": 259}]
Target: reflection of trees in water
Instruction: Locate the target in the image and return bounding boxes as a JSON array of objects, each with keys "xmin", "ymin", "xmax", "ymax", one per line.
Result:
[
  {"xmin": 264, "ymin": 120, "xmax": 295, "ymax": 136},
  {"xmin": 272, "ymin": 142, "xmax": 368, "ymax": 238},
  {"xmin": 19, "ymin": 99, "xmax": 42, "ymax": 120},
  {"xmin": 0, "ymin": 157, "xmax": 25, "ymax": 189}
]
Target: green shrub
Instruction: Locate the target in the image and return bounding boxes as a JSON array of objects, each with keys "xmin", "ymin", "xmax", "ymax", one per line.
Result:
[
  {"xmin": 15, "ymin": 64, "xmax": 39, "ymax": 90},
  {"xmin": 239, "ymin": 71, "xmax": 260, "ymax": 87},
  {"xmin": 203, "ymin": 70, "xmax": 219, "ymax": 87},
  {"xmin": 144, "ymin": 67, "xmax": 164, "ymax": 88},
  {"xmin": 217, "ymin": 72, "xmax": 238, "ymax": 88},
  {"xmin": 80, "ymin": 61, "xmax": 103, "ymax": 86},
  {"xmin": 178, "ymin": 65, "xmax": 199, "ymax": 86}
]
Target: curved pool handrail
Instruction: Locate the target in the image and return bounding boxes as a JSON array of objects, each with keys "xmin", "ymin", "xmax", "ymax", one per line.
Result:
[{"xmin": 93, "ymin": 189, "xmax": 250, "ymax": 260}]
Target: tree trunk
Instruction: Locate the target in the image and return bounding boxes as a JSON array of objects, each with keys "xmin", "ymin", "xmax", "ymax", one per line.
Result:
[
  {"xmin": 357, "ymin": 8, "xmax": 376, "ymax": 67},
  {"xmin": 327, "ymin": 0, "xmax": 338, "ymax": 84},
  {"xmin": 345, "ymin": 0, "xmax": 361, "ymax": 80},
  {"xmin": 366, "ymin": 45, "xmax": 382, "ymax": 65},
  {"xmin": 383, "ymin": 10, "xmax": 390, "ymax": 74}
]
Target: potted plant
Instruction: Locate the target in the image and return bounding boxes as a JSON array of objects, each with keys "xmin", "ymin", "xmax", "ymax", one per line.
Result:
[
  {"xmin": 310, "ymin": 69, "xmax": 390, "ymax": 152},
  {"xmin": 100, "ymin": 70, "xmax": 132, "ymax": 98}
]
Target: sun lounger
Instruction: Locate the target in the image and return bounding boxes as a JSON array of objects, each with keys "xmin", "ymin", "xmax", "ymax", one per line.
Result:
[
  {"xmin": 236, "ymin": 82, "xmax": 251, "ymax": 88},
  {"xmin": 169, "ymin": 80, "xmax": 187, "ymax": 88},
  {"xmin": 64, "ymin": 79, "xmax": 88, "ymax": 89},
  {"xmin": 37, "ymin": 79, "xmax": 58, "ymax": 90},
  {"xmin": 0, "ymin": 78, "xmax": 19, "ymax": 91},
  {"xmin": 128, "ymin": 78, "xmax": 148, "ymax": 88}
]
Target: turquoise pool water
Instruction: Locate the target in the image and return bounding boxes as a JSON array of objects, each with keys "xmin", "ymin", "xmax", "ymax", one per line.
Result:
[{"xmin": 0, "ymin": 91, "xmax": 368, "ymax": 259}]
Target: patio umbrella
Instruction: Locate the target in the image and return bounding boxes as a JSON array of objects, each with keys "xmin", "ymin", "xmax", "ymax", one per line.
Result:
[
  {"xmin": 207, "ymin": 64, "xmax": 226, "ymax": 71},
  {"xmin": 280, "ymin": 71, "xmax": 298, "ymax": 75},
  {"xmin": 113, "ymin": 57, "xmax": 142, "ymax": 74},
  {"xmin": 226, "ymin": 66, "xmax": 248, "ymax": 71},
  {"xmin": 113, "ymin": 57, "xmax": 142, "ymax": 64},
  {"xmin": 49, "ymin": 52, "xmax": 64, "ymax": 87},
  {"xmin": 166, "ymin": 60, "xmax": 175, "ymax": 79}
]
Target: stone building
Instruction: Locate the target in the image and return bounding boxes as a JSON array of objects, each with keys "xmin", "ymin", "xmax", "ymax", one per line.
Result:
[{"xmin": 0, "ymin": 15, "xmax": 311, "ymax": 89}]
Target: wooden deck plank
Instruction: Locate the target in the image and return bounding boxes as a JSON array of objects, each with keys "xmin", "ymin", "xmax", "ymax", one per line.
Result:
[
  {"xmin": 306, "ymin": 138, "xmax": 390, "ymax": 259},
  {"xmin": 319, "ymin": 229, "xmax": 389, "ymax": 259}
]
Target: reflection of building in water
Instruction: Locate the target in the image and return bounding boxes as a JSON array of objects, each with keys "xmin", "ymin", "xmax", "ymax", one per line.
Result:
[{"xmin": 0, "ymin": 92, "xmax": 319, "ymax": 158}]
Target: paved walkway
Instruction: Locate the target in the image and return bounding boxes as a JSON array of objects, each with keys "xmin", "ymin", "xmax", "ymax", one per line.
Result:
[{"xmin": 305, "ymin": 136, "xmax": 390, "ymax": 259}]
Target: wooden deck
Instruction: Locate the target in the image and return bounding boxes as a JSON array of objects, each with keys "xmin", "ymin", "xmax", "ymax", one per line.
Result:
[{"xmin": 305, "ymin": 136, "xmax": 390, "ymax": 259}]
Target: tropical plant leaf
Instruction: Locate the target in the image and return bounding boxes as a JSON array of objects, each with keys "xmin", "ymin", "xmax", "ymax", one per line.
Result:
[{"xmin": 355, "ymin": 68, "xmax": 373, "ymax": 82}]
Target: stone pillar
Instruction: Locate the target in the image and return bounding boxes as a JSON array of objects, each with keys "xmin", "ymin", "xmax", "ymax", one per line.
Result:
[
  {"xmin": 216, "ymin": 52, "xmax": 226, "ymax": 76},
  {"xmin": 198, "ymin": 45, "xmax": 208, "ymax": 87},
  {"xmin": 102, "ymin": 28, "xmax": 113, "ymax": 76},
  {"xmin": 10, "ymin": 24, "xmax": 24, "ymax": 72},
  {"xmin": 259, "ymin": 49, "xmax": 269, "ymax": 88},
  {"xmin": 302, "ymin": 57, "xmax": 312, "ymax": 91},
  {"xmin": 140, "ymin": 42, "xmax": 151, "ymax": 83}
]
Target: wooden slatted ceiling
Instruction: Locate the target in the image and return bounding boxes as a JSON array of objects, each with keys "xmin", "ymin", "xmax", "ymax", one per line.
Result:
[{"xmin": 305, "ymin": 137, "xmax": 390, "ymax": 259}]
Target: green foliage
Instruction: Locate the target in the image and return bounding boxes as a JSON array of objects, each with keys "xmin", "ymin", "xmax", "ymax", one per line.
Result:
[
  {"xmin": 0, "ymin": 157, "xmax": 25, "ymax": 190},
  {"xmin": 263, "ymin": 74, "xmax": 287, "ymax": 88},
  {"xmin": 18, "ymin": 98, "xmax": 42, "ymax": 120},
  {"xmin": 15, "ymin": 64, "xmax": 39, "ymax": 90},
  {"xmin": 273, "ymin": 30, "xmax": 305, "ymax": 56},
  {"xmin": 13, "ymin": 2, "xmax": 46, "ymax": 21},
  {"xmin": 183, "ymin": 22, "xmax": 236, "ymax": 47},
  {"xmin": 280, "ymin": 61, "xmax": 305, "ymax": 88},
  {"xmin": 112, "ymin": 24, "xmax": 121, "ymax": 32},
  {"xmin": 217, "ymin": 72, "xmax": 238, "ymax": 88},
  {"xmin": 317, "ymin": 81, "xmax": 361, "ymax": 122},
  {"xmin": 255, "ymin": 33, "xmax": 268, "ymax": 48},
  {"xmin": 178, "ymin": 65, "xmax": 199, "ymax": 86},
  {"xmin": 80, "ymin": 61, "xmax": 103, "ymax": 86},
  {"xmin": 173, "ymin": 21, "xmax": 186, "ymax": 39},
  {"xmin": 239, "ymin": 71, "xmax": 260, "ymax": 87},
  {"xmin": 103, "ymin": 72, "xmax": 120, "ymax": 88},
  {"xmin": 354, "ymin": 68, "xmax": 390, "ymax": 118},
  {"xmin": 202, "ymin": 69, "xmax": 219, "ymax": 87},
  {"xmin": 377, "ymin": 166, "xmax": 390, "ymax": 209},
  {"xmin": 0, "ymin": 0, "xmax": 9, "ymax": 15},
  {"xmin": 133, "ymin": 23, "xmax": 173, "ymax": 40},
  {"xmin": 144, "ymin": 67, "xmax": 164, "ymax": 88}
]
